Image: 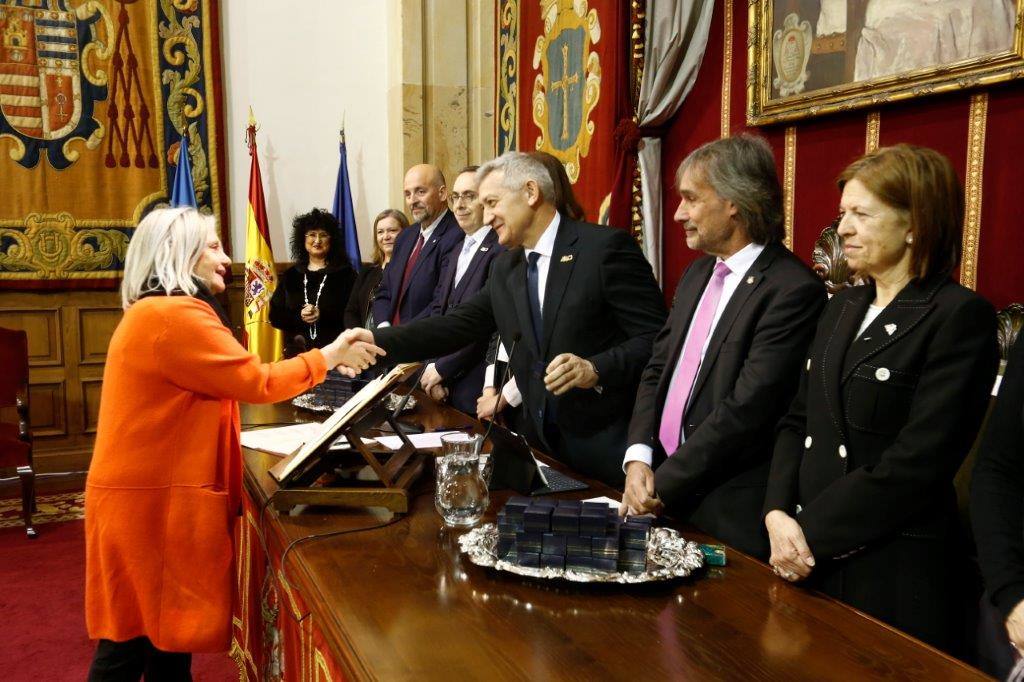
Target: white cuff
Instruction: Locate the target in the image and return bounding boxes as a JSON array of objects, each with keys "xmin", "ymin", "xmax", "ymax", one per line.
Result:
[
  {"xmin": 426, "ymin": 362, "xmax": 437, "ymax": 378},
  {"xmin": 497, "ymin": 342, "xmax": 509, "ymax": 362},
  {"xmin": 377, "ymin": 321, "xmax": 391, "ymax": 328},
  {"xmin": 484, "ymin": 364, "xmax": 496, "ymax": 389},
  {"xmin": 622, "ymin": 443, "xmax": 654, "ymax": 474},
  {"xmin": 502, "ymin": 377, "xmax": 522, "ymax": 407}
]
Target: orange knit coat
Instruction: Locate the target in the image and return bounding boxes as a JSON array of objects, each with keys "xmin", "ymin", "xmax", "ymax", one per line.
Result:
[{"xmin": 85, "ymin": 296, "xmax": 327, "ymax": 653}]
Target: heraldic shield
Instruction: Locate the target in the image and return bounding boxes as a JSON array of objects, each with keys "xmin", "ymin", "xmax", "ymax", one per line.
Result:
[{"xmin": 0, "ymin": 0, "xmax": 109, "ymax": 170}]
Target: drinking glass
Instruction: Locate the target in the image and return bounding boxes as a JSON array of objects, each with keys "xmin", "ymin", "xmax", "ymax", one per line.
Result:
[{"xmin": 435, "ymin": 436, "xmax": 489, "ymax": 527}]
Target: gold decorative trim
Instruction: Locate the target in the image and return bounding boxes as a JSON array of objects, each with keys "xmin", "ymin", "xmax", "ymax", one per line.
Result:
[
  {"xmin": 720, "ymin": 0, "xmax": 733, "ymax": 138},
  {"xmin": 865, "ymin": 111, "xmax": 880, "ymax": 152},
  {"xmin": 496, "ymin": 0, "xmax": 520, "ymax": 154},
  {"xmin": 962, "ymin": 92, "xmax": 987, "ymax": 290},
  {"xmin": 783, "ymin": 126, "xmax": 796, "ymax": 250}
]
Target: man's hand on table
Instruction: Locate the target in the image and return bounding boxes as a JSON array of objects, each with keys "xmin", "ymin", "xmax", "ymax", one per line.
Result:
[{"xmin": 619, "ymin": 461, "xmax": 663, "ymax": 516}]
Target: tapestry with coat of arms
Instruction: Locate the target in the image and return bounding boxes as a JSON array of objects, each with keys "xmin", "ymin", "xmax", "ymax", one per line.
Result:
[
  {"xmin": 0, "ymin": 0, "xmax": 226, "ymax": 289},
  {"xmin": 496, "ymin": 0, "xmax": 624, "ymax": 222}
]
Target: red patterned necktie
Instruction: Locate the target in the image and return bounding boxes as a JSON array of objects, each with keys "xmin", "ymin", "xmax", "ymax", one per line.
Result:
[
  {"xmin": 392, "ymin": 232, "xmax": 425, "ymax": 325},
  {"xmin": 658, "ymin": 261, "xmax": 731, "ymax": 454}
]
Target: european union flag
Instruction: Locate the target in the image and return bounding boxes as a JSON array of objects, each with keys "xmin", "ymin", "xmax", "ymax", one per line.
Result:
[
  {"xmin": 170, "ymin": 131, "xmax": 197, "ymax": 208},
  {"xmin": 332, "ymin": 129, "xmax": 362, "ymax": 272}
]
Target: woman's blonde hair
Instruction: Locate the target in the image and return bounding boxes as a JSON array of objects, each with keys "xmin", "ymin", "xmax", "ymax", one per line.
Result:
[{"xmin": 121, "ymin": 207, "xmax": 218, "ymax": 309}]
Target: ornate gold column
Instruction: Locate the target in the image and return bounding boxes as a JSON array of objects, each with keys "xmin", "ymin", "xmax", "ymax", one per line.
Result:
[
  {"xmin": 962, "ymin": 93, "xmax": 988, "ymax": 291},
  {"xmin": 720, "ymin": 0, "xmax": 733, "ymax": 138},
  {"xmin": 865, "ymin": 111, "xmax": 880, "ymax": 153},
  {"xmin": 783, "ymin": 126, "xmax": 796, "ymax": 250}
]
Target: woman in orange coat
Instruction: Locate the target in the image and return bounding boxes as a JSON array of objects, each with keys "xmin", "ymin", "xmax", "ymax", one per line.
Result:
[{"xmin": 85, "ymin": 207, "xmax": 382, "ymax": 680}]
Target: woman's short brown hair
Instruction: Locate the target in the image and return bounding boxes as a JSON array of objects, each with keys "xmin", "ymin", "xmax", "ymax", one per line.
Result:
[
  {"xmin": 838, "ymin": 145, "xmax": 963, "ymax": 281},
  {"xmin": 370, "ymin": 209, "xmax": 410, "ymax": 266},
  {"xmin": 528, "ymin": 151, "xmax": 585, "ymax": 221}
]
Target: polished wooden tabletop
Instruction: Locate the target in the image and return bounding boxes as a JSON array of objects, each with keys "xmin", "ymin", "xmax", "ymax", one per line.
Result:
[{"xmin": 241, "ymin": 398, "xmax": 990, "ymax": 681}]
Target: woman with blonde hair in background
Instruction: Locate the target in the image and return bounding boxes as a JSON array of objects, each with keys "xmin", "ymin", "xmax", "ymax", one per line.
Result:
[{"xmin": 85, "ymin": 207, "xmax": 382, "ymax": 680}]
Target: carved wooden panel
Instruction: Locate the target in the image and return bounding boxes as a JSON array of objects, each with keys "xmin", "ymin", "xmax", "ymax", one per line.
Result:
[
  {"xmin": 81, "ymin": 378, "xmax": 104, "ymax": 434},
  {"xmin": 27, "ymin": 381, "xmax": 67, "ymax": 437},
  {"xmin": 0, "ymin": 308, "xmax": 62, "ymax": 366},
  {"xmin": 78, "ymin": 307, "xmax": 123, "ymax": 365}
]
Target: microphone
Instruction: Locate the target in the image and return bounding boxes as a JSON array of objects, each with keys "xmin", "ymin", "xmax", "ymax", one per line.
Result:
[{"xmin": 476, "ymin": 332, "xmax": 520, "ymax": 455}]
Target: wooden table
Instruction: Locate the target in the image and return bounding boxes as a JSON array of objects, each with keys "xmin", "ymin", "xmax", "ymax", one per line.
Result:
[{"xmin": 232, "ymin": 398, "xmax": 989, "ymax": 681}]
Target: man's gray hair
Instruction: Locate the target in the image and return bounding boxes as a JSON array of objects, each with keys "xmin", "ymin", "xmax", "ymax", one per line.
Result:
[
  {"xmin": 121, "ymin": 207, "xmax": 217, "ymax": 309},
  {"xmin": 477, "ymin": 152, "xmax": 555, "ymax": 203},
  {"xmin": 677, "ymin": 134, "xmax": 784, "ymax": 244}
]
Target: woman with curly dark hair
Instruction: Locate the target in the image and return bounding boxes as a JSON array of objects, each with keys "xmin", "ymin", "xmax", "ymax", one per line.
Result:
[{"xmin": 270, "ymin": 208, "xmax": 357, "ymax": 358}]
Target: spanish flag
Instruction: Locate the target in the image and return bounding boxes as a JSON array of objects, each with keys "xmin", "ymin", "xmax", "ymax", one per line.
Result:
[{"xmin": 242, "ymin": 109, "xmax": 282, "ymax": 361}]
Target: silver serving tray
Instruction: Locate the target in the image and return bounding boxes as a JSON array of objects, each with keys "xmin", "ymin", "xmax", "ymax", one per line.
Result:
[{"xmin": 458, "ymin": 523, "xmax": 704, "ymax": 584}]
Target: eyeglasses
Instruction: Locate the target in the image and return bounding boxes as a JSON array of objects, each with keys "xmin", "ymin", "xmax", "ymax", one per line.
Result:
[
  {"xmin": 305, "ymin": 231, "xmax": 331, "ymax": 242},
  {"xmin": 449, "ymin": 192, "xmax": 478, "ymax": 206}
]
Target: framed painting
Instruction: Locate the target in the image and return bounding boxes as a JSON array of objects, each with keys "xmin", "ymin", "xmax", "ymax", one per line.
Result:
[{"xmin": 747, "ymin": 0, "xmax": 1024, "ymax": 125}]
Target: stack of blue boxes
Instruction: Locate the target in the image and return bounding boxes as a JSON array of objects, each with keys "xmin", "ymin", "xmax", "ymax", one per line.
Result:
[{"xmin": 495, "ymin": 496, "xmax": 653, "ymax": 574}]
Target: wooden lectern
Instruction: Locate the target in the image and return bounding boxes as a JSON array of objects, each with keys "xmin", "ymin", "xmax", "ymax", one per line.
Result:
[{"xmin": 267, "ymin": 363, "xmax": 427, "ymax": 513}]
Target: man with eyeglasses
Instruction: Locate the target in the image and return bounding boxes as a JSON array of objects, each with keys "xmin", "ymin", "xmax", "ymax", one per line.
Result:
[
  {"xmin": 418, "ymin": 165, "xmax": 506, "ymax": 414},
  {"xmin": 373, "ymin": 164, "xmax": 463, "ymax": 327}
]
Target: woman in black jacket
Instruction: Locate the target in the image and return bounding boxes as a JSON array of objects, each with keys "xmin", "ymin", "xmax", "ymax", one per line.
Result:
[
  {"xmin": 270, "ymin": 209, "xmax": 356, "ymax": 357},
  {"xmin": 343, "ymin": 208, "xmax": 407, "ymax": 329},
  {"xmin": 763, "ymin": 145, "xmax": 999, "ymax": 654}
]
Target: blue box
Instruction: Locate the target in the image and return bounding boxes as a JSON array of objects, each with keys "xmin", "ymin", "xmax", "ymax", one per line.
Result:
[
  {"xmin": 515, "ymin": 531, "xmax": 542, "ymax": 555},
  {"xmin": 531, "ymin": 497, "xmax": 557, "ymax": 508},
  {"xmin": 551, "ymin": 508, "xmax": 579, "ymax": 535},
  {"xmin": 540, "ymin": 553, "xmax": 565, "ymax": 570},
  {"xmin": 516, "ymin": 552, "xmax": 540, "ymax": 568},
  {"xmin": 556, "ymin": 499, "xmax": 582, "ymax": 511},
  {"xmin": 590, "ymin": 557, "xmax": 617, "ymax": 573},
  {"xmin": 591, "ymin": 536, "xmax": 619, "ymax": 560},
  {"xmin": 566, "ymin": 535, "xmax": 591, "ymax": 558},
  {"xmin": 524, "ymin": 506, "xmax": 553, "ymax": 533},
  {"xmin": 617, "ymin": 549, "xmax": 646, "ymax": 573},
  {"xmin": 579, "ymin": 511, "xmax": 606, "ymax": 536},
  {"xmin": 620, "ymin": 522, "xmax": 648, "ymax": 551},
  {"xmin": 581, "ymin": 501, "xmax": 608, "ymax": 514},
  {"xmin": 542, "ymin": 533, "xmax": 567, "ymax": 556}
]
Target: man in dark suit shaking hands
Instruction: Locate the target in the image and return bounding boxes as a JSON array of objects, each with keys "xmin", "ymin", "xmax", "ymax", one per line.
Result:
[
  {"xmin": 373, "ymin": 164, "xmax": 464, "ymax": 326},
  {"xmin": 354, "ymin": 152, "xmax": 667, "ymax": 485},
  {"xmin": 621, "ymin": 135, "xmax": 826, "ymax": 559}
]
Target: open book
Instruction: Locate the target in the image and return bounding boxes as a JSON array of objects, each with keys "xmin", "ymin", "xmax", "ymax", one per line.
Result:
[{"xmin": 268, "ymin": 362, "xmax": 421, "ymax": 485}]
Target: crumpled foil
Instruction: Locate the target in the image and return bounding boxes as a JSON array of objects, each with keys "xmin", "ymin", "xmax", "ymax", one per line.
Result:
[
  {"xmin": 292, "ymin": 391, "xmax": 416, "ymax": 414},
  {"xmin": 458, "ymin": 523, "xmax": 705, "ymax": 583}
]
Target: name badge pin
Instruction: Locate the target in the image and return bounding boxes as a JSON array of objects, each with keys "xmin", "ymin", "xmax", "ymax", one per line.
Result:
[
  {"xmin": 560, "ymin": 254, "xmax": 574, "ymax": 263},
  {"xmin": 746, "ymin": 276, "xmax": 754, "ymax": 284},
  {"xmin": 480, "ymin": 246, "xmax": 490, "ymax": 252},
  {"xmin": 884, "ymin": 323, "xmax": 897, "ymax": 336}
]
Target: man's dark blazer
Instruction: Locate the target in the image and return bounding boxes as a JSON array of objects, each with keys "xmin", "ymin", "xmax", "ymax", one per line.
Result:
[
  {"xmin": 428, "ymin": 228, "xmax": 505, "ymax": 415},
  {"xmin": 372, "ymin": 210, "xmax": 462, "ymax": 325},
  {"xmin": 375, "ymin": 216, "xmax": 667, "ymax": 486},
  {"xmin": 764, "ymin": 276, "xmax": 998, "ymax": 651},
  {"xmin": 629, "ymin": 242, "xmax": 826, "ymax": 559}
]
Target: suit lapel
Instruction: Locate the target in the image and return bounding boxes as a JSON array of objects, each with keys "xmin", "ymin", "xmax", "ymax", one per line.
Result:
[
  {"xmin": 655, "ymin": 258, "xmax": 713, "ymax": 408},
  {"xmin": 821, "ymin": 285, "xmax": 872, "ymax": 440},
  {"xmin": 540, "ymin": 219, "xmax": 579, "ymax": 356},
  {"xmin": 840, "ymin": 278, "xmax": 942, "ymax": 383},
  {"xmin": 403, "ymin": 211, "xmax": 452, "ymax": 295},
  {"xmin": 451, "ymin": 230, "xmax": 497, "ymax": 305},
  {"xmin": 506, "ymin": 249, "xmax": 539, "ymax": 357},
  {"xmin": 689, "ymin": 245, "xmax": 779, "ymax": 404}
]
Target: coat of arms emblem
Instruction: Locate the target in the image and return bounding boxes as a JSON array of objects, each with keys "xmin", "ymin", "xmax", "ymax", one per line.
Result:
[
  {"xmin": 531, "ymin": 0, "xmax": 601, "ymax": 183},
  {"xmin": 0, "ymin": 0, "xmax": 110, "ymax": 169}
]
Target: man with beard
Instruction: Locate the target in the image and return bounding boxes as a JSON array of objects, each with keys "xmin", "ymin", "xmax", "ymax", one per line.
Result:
[{"xmin": 373, "ymin": 164, "xmax": 463, "ymax": 326}]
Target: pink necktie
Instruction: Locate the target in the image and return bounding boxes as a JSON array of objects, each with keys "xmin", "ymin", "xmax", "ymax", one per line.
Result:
[{"xmin": 659, "ymin": 261, "xmax": 731, "ymax": 454}]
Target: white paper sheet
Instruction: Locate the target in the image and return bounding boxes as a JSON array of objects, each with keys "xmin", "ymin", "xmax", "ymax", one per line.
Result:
[
  {"xmin": 374, "ymin": 430, "xmax": 463, "ymax": 451},
  {"xmin": 241, "ymin": 423, "xmax": 373, "ymax": 456},
  {"xmin": 583, "ymin": 495, "xmax": 621, "ymax": 509}
]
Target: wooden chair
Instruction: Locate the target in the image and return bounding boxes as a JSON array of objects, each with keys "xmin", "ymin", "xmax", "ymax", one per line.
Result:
[{"xmin": 0, "ymin": 327, "xmax": 35, "ymax": 538}]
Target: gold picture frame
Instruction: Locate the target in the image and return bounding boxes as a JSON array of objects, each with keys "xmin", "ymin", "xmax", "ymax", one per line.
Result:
[{"xmin": 747, "ymin": 0, "xmax": 1024, "ymax": 126}]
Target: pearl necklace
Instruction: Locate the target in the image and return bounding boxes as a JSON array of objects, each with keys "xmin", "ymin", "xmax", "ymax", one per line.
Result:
[{"xmin": 302, "ymin": 269, "xmax": 328, "ymax": 340}]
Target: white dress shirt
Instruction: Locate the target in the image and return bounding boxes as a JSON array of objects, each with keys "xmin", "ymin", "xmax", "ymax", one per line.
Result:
[
  {"xmin": 483, "ymin": 213, "xmax": 561, "ymax": 407},
  {"xmin": 623, "ymin": 242, "xmax": 765, "ymax": 470},
  {"xmin": 376, "ymin": 209, "xmax": 450, "ymax": 328},
  {"xmin": 453, "ymin": 225, "xmax": 492, "ymax": 288}
]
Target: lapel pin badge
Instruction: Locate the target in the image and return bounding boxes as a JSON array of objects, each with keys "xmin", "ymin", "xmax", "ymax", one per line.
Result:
[
  {"xmin": 884, "ymin": 323, "xmax": 897, "ymax": 336},
  {"xmin": 746, "ymin": 276, "xmax": 754, "ymax": 284},
  {"xmin": 560, "ymin": 254, "xmax": 574, "ymax": 263},
  {"xmin": 480, "ymin": 246, "xmax": 489, "ymax": 252}
]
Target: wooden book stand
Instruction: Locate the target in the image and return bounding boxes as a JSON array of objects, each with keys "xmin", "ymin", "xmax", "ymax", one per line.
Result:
[{"xmin": 267, "ymin": 364, "xmax": 428, "ymax": 514}]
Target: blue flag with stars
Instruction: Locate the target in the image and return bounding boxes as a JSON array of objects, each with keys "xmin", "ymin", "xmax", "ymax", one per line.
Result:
[
  {"xmin": 332, "ymin": 129, "xmax": 362, "ymax": 272},
  {"xmin": 170, "ymin": 131, "xmax": 197, "ymax": 208}
]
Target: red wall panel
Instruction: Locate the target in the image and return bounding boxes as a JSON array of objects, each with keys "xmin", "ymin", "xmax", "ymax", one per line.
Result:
[{"xmin": 661, "ymin": 0, "xmax": 1024, "ymax": 310}]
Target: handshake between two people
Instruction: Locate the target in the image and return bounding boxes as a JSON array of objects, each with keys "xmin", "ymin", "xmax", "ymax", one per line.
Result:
[{"xmin": 319, "ymin": 328, "xmax": 383, "ymax": 377}]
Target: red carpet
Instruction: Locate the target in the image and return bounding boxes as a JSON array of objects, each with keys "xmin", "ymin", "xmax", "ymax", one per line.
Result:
[{"xmin": 0, "ymin": 520, "xmax": 238, "ymax": 680}]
